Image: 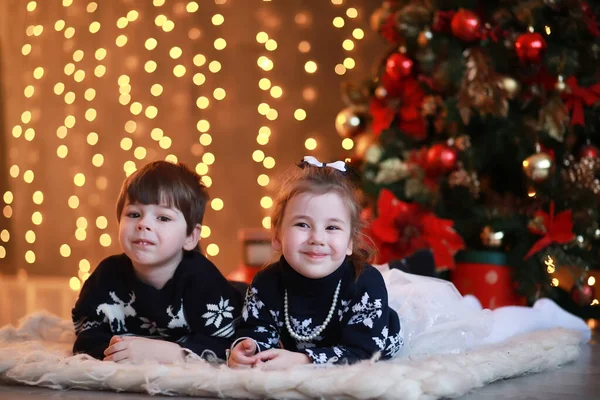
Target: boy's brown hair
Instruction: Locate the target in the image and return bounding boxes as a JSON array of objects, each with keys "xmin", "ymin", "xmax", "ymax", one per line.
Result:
[{"xmin": 116, "ymin": 161, "xmax": 209, "ymax": 234}]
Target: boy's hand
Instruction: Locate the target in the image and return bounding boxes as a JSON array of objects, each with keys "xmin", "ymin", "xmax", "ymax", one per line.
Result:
[
  {"xmin": 252, "ymin": 349, "xmax": 310, "ymax": 371},
  {"xmin": 227, "ymin": 338, "xmax": 257, "ymax": 369},
  {"xmin": 103, "ymin": 336, "xmax": 185, "ymax": 364}
]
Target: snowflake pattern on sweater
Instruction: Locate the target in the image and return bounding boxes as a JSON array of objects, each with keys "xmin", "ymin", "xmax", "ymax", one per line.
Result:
[
  {"xmin": 235, "ymin": 257, "xmax": 403, "ymax": 364},
  {"xmin": 72, "ymin": 251, "xmax": 242, "ymax": 361}
]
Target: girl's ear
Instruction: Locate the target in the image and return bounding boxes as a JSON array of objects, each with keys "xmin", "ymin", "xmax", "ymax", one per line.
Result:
[
  {"xmin": 346, "ymin": 239, "xmax": 353, "ymax": 256},
  {"xmin": 272, "ymin": 236, "xmax": 282, "ymax": 251},
  {"xmin": 183, "ymin": 224, "xmax": 202, "ymax": 251}
]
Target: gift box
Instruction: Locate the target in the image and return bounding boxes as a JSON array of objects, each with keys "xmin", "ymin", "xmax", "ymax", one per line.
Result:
[{"xmin": 451, "ymin": 250, "xmax": 525, "ymax": 309}]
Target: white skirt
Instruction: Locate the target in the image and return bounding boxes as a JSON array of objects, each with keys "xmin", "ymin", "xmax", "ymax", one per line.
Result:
[{"xmin": 381, "ymin": 269, "xmax": 494, "ymax": 359}]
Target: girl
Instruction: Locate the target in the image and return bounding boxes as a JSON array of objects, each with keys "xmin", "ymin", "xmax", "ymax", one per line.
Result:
[
  {"xmin": 228, "ymin": 156, "xmax": 403, "ymax": 369},
  {"xmin": 229, "ymin": 157, "xmax": 590, "ymax": 369}
]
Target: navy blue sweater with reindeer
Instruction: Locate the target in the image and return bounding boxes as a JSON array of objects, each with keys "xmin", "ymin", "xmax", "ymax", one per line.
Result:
[{"xmin": 72, "ymin": 250, "xmax": 242, "ymax": 361}]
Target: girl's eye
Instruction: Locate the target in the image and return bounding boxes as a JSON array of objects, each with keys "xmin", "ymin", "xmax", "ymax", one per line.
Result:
[
  {"xmin": 158, "ymin": 216, "xmax": 171, "ymax": 222},
  {"xmin": 294, "ymin": 222, "xmax": 309, "ymax": 228},
  {"xmin": 327, "ymin": 225, "xmax": 341, "ymax": 230}
]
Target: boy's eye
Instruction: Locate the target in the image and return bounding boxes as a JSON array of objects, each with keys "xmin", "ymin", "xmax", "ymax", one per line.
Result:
[
  {"xmin": 126, "ymin": 212, "xmax": 140, "ymax": 218},
  {"xmin": 158, "ymin": 216, "xmax": 171, "ymax": 222}
]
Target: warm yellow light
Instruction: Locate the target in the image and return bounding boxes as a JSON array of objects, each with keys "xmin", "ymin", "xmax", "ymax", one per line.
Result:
[
  {"xmin": 298, "ymin": 41, "xmax": 311, "ymax": 53},
  {"xmin": 76, "ymin": 217, "xmax": 88, "ymax": 230},
  {"xmin": 0, "ymin": 246, "xmax": 5, "ymax": 259},
  {"xmin": 33, "ymin": 25, "xmax": 44, "ymax": 36},
  {"xmin": 159, "ymin": 136, "xmax": 172, "ymax": 149},
  {"xmin": 196, "ymin": 134, "xmax": 212, "ymax": 148},
  {"xmin": 55, "ymin": 20, "xmax": 65, "ymax": 31},
  {"xmin": 342, "ymin": 39, "xmax": 355, "ymax": 51},
  {"xmin": 119, "ymin": 94, "xmax": 132, "ymax": 105},
  {"xmin": 64, "ymin": 91, "xmax": 75, "ymax": 104},
  {"xmin": 257, "ymin": 174, "xmax": 270, "ymax": 186},
  {"xmin": 155, "ymin": 14, "xmax": 167, "ymax": 26},
  {"xmin": 127, "ymin": 10, "xmax": 139, "ymax": 21},
  {"xmin": 60, "ymin": 244, "xmax": 71, "ymax": 257},
  {"xmin": 120, "ymin": 138, "xmax": 133, "ymax": 151},
  {"xmin": 87, "ymin": 2, "xmax": 98, "ymax": 12},
  {"xmin": 3, "ymin": 206, "xmax": 12, "ymax": 218},
  {"xmin": 212, "ymin": 14, "xmax": 224, "ymax": 25},
  {"xmin": 343, "ymin": 57, "xmax": 356, "ymax": 69},
  {"xmin": 304, "ymin": 61, "xmax": 317, "ymax": 73},
  {"xmin": 265, "ymin": 39, "xmax": 278, "ymax": 51},
  {"xmin": 201, "ymin": 225, "xmax": 211, "ymax": 238},
  {"xmin": 305, "ymin": 138, "xmax": 317, "ymax": 150},
  {"xmin": 589, "ymin": 276, "xmax": 596, "ymax": 286},
  {"xmin": 342, "ymin": 137, "xmax": 354, "ymax": 150},
  {"xmin": 75, "ymin": 229, "xmax": 87, "ymax": 241},
  {"xmin": 153, "ymin": 0, "xmax": 165, "ymax": 6},
  {"xmin": 27, "ymin": 1, "xmax": 37, "ymax": 12},
  {"xmin": 170, "ymin": 46, "xmax": 183, "ymax": 59},
  {"xmin": 68, "ymin": 195, "xmax": 79, "ymax": 209},
  {"xmin": 23, "ymin": 170, "xmax": 35, "ymax": 183},
  {"xmin": 117, "ymin": 17, "xmax": 128, "ymax": 29},
  {"xmin": 12, "ymin": 126, "xmax": 22, "ymax": 138},
  {"xmin": 195, "ymin": 163, "xmax": 208, "ymax": 175},
  {"xmin": 145, "ymin": 38, "xmax": 158, "ymax": 50},
  {"xmin": 150, "ymin": 84, "xmax": 163, "ymax": 96},
  {"xmin": 123, "ymin": 160, "xmax": 137, "ymax": 174},
  {"xmin": 24, "ymin": 128, "xmax": 35, "ymax": 141},
  {"xmin": 259, "ymin": 78, "xmax": 272, "ymax": 90},
  {"xmin": 346, "ymin": 8, "xmax": 358, "ymax": 18},
  {"xmin": 193, "ymin": 73, "xmax": 206, "ymax": 86},
  {"xmin": 25, "ymin": 250, "xmax": 36, "ymax": 264},
  {"xmin": 256, "ymin": 32, "xmax": 269, "ymax": 43},
  {"xmin": 33, "ymin": 66, "xmax": 44, "ymax": 79},
  {"xmin": 99, "ymin": 233, "xmax": 112, "ymax": 247},
  {"xmin": 64, "ymin": 27, "xmax": 75, "ymax": 39},
  {"xmin": 197, "ymin": 119, "xmax": 210, "ymax": 132},
  {"xmin": 186, "ymin": 1, "xmax": 199, "ymax": 12},
  {"xmin": 262, "ymin": 217, "xmax": 271, "ymax": 229},
  {"xmin": 201, "ymin": 175, "xmax": 212, "ymax": 187},
  {"xmin": 25, "ymin": 230, "xmax": 36, "ymax": 243},
  {"xmin": 89, "ymin": 21, "xmax": 101, "ymax": 33},
  {"xmin": 257, "ymin": 133, "xmax": 269, "ymax": 145},
  {"xmin": 3, "ymin": 192, "xmax": 13, "ymax": 204},
  {"xmin": 94, "ymin": 65, "xmax": 106, "ymax": 78},
  {"xmin": 130, "ymin": 102, "xmax": 143, "ymax": 115},
  {"xmin": 87, "ymin": 132, "xmax": 99, "ymax": 145},
  {"xmin": 162, "ymin": 20, "xmax": 175, "ymax": 32},
  {"xmin": 21, "ymin": 111, "xmax": 32, "ymax": 124},
  {"xmin": 213, "ymin": 88, "xmax": 226, "ymax": 100},
  {"xmin": 260, "ymin": 196, "xmax": 273, "ymax": 209},
  {"xmin": 57, "ymin": 145, "xmax": 69, "ymax": 158},
  {"xmin": 10, "ymin": 166, "xmax": 20, "ymax": 178},
  {"xmin": 69, "ymin": 277, "xmax": 81, "ymax": 291},
  {"xmin": 333, "ymin": 17, "xmax": 345, "ymax": 27},
  {"xmin": 84, "ymin": 88, "xmax": 96, "ymax": 101},
  {"xmin": 201, "ymin": 153, "xmax": 215, "ymax": 166},
  {"xmin": 257, "ymin": 56, "xmax": 274, "ymax": 71},
  {"xmin": 32, "ymin": 211, "xmax": 43, "ymax": 225},
  {"xmin": 211, "ymin": 198, "xmax": 224, "ymax": 211},
  {"xmin": 266, "ymin": 109, "xmax": 278, "ymax": 121},
  {"xmin": 0, "ymin": 230, "xmax": 9, "ymax": 242},
  {"xmin": 259, "ymin": 126, "xmax": 271, "ymax": 136},
  {"xmin": 64, "ymin": 115, "xmax": 76, "ymax": 128},
  {"xmin": 209, "ymin": 61, "xmax": 222, "ymax": 73},
  {"xmin": 95, "ymin": 48, "xmax": 107, "ymax": 61},
  {"xmin": 196, "ymin": 96, "xmax": 210, "ymax": 109},
  {"xmin": 32, "ymin": 191, "xmax": 43, "ymax": 204},
  {"xmin": 54, "ymin": 82, "xmax": 65, "ymax": 95},
  {"xmin": 145, "ymin": 106, "xmax": 158, "ymax": 119},
  {"xmin": 144, "ymin": 60, "xmax": 157, "ymax": 73},
  {"xmin": 151, "ymin": 128, "xmax": 164, "ymax": 141},
  {"xmin": 252, "ymin": 150, "xmax": 265, "ymax": 162},
  {"xmin": 270, "ymin": 86, "xmax": 283, "ymax": 98},
  {"xmin": 116, "ymin": 35, "xmax": 128, "ymax": 47},
  {"xmin": 214, "ymin": 38, "xmax": 227, "ymax": 50},
  {"xmin": 79, "ymin": 259, "xmax": 91, "ymax": 271},
  {"xmin": 206, "ymin": 243, "xmax": 219, "ymax": 256},
  {"xmin": 124, "ymin": 120, "xmax": 136, "ymax": 133},
  {"xmin": 257, "ymin": 103, "xmax": 270, "ymax": 115},
  {"xmin": 96, "ymin": 216, "xmax": 108, "ymax": 229},
  {"xmin": 352, "ymin": 28, "xmax": 364, "ymax": 39},
  {"xmin": 85, "ymin": 108, "xmax": 97, "ymax": 121},
  {"xmin": 22, "ymin": 44, "xmax": 32, "ymax": 56},
  {"xmin": 92, "ymin": 154, "xmax": 104, "ymax": 167},
  {"xmin": 193, "ymin": 54, "xmax": 206, "ymax": 66},
  {"xmin": 263, "ymin": 157, "xmax": 276, "ymax": 169},
  {"xmin": 64, "ymin": 63, "xmax": 75, "ymax": 76},
  {"xmin": 294, "ymin": 109, "xmax": 307, "ymax": 121},
  {"xmin": 551, "ymin": 278, "xmax": 559, "ymax": 287},
  {"xmin": 134, "ymin": 147, "xmax": 147, "ymax": 160}
]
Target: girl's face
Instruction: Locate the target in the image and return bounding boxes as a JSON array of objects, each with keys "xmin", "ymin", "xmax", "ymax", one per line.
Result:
[{"xmin": 273, "ymin": 191, "xmax": 353, "ymax": 279}]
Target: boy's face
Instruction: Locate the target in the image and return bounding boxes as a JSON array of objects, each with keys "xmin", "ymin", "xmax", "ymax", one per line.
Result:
[{"xmin": 118, "ymin": 200, "xmax": 199, "ymax": 273}]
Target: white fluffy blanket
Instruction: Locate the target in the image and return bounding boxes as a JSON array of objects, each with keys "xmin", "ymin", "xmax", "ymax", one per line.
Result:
[{"xmin": 0, "ymin": 313, "xmax": 584, "ymax": 399}]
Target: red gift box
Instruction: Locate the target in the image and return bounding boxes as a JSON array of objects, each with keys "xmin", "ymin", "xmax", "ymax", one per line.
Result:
[{"xmin": 451, "ymin": 250, "xmax": 525, "ymax": 309}]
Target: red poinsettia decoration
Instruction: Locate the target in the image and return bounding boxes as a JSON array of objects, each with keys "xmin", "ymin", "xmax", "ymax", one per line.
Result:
[
  {"xmin": 369, "ymin": 75, "xmax": 426, "ymax": 140},
  {"xmin": 367, "ymin": 189, "xmax": 465, "ymax": 269},
  {"xmin": 525, "ymin": 202, "xmax": 575, "ymax": 259}
]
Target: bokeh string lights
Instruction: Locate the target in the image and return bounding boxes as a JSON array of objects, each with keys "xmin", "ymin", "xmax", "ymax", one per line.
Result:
[{"xmin": 0, "ymin": 0, "xmax": 384, "ymax": 285}]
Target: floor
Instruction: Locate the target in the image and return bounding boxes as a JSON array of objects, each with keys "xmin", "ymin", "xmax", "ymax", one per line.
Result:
[{"xmin": 1, "ymin": 337, "xmax": 599, "ymax": 400}]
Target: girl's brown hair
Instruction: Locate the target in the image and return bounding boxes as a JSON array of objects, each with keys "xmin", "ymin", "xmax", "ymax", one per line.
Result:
[{"xmin": 270, "ymin": 162, "xmax": 376, "ymax": 276}]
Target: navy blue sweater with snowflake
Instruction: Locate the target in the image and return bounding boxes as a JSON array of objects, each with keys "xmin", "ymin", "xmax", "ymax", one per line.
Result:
[
  {"xmin": 235, "ymin": 257, "xmax": 403, "ymax": 364},
  {"xmin": 72, "ymin": 250, "xmax": 242, "ymax": 361}
]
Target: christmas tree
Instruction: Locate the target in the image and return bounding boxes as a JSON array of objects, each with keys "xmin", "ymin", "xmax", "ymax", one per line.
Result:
[{"xmin": 337, "ymin": 0, "xmax": 600, "ymax": 320}]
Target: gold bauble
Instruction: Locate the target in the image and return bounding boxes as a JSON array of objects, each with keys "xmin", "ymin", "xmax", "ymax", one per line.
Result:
[
  {"xmin": 555, "ymin": 75, "xmax": 567, "ymax": 93},
  {"xmin": 353, "ymin": 133, "xmax": 377, "ymax": 160},
  {"xmin": 335, "ymin": 105, "xmax": 369, "ymax": 138},
  {"xmin": 500, "ymin": 76, "xmax": 521, "ymax": 99},
  {"xmin": 522, "ymin": 152, "xmax": 555, "ymax": 182}
]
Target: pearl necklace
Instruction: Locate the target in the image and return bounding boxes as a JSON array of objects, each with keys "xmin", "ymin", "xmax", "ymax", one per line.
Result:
[{"xmin": 284, "ymin": 279, "xmax": 341, "ymax": 342}]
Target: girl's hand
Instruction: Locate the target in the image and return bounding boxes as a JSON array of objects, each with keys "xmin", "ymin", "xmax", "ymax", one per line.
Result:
[
  {"xmin": 103, "ymin": 336, "xmax": 185, "ymax": 364},
  {"xmin": 252, "ymin": 348, "xmax": 310, "ymax": 371},
  {"xmin": 227, "ymin": 338, "xmax": 257, "ymax": 369}
]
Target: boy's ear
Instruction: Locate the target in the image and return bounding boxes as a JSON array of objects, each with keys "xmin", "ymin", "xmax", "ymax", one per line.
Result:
[{"xmin": 183, "ymin": 224, "xmax": 202, "ymax": 251}]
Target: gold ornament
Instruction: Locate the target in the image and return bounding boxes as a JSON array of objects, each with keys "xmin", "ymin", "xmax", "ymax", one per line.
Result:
[
  {"xmin": 522, "ymin": 152, "xmax": 555, "ymax": 182},
  {"xmin": 481, "ymin": 226, "xmax": 504, "ymax": 247},
  {"xmin": 353, "ymin": 133, "xmax": 377, "ymax": 160},
  {"xmin": 374, "ymin": 85, "xmax": 388, "ymax": 99},
  {"xmin": 555, "ymin": 75, "xmax": 567, "ymax": 92},
  {"xmin": 499, "ymin": 76, "xmax": 521, "ymax": 99},
  {"xmin": 335, "ymin": 105, "xmax": 369, "ymax": 138}
]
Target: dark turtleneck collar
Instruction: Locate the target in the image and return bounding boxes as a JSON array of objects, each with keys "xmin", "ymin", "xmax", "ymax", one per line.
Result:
[{"xmin": 280, "ymin": 255, "xmax": 352, "ymax": 296}]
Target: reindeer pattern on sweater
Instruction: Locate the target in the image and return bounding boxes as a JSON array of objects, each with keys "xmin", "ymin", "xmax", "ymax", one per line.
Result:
[{"xmin": 72, "ymin": 251, "xmax": 242, "ymax": 361}]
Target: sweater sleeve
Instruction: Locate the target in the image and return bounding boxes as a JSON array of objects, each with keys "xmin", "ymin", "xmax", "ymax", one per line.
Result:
[
  {"xmin": 301, "ymin": 269, "xmax": 403, "ymax": 365},
  {"xmin": 178, "ymin": 256, "xmax": 243, "ymax": 360},
  {"xmin": 71, "ymin": 260, "xmax": 115, "ymax": 359},
  {"xmin": 233, "ymin": 270, "xmax": 283, "ymax": 353}
]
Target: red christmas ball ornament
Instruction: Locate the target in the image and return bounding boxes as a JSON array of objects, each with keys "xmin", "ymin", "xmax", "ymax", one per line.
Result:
[
  {"xmin": 570, "ymin": 283, "xmax": 595, "ymax": 307},
  {"xmin": 580, "ymin": 144, "xmax": 600, "ymax": 159},
  {"xmin": 385, "ymin": 53, "xmax": 414, "ymax": 81},
  {"xmin": 425, "ymin": 144, "xmax": 458, "ymax": 175},
  {"xmin": 514, "ymin": 32, "xmax": 547, "ymax": 63},
  {"xmin": 450, "ymin": 9, "xmax": 481, "ymax": 42}
]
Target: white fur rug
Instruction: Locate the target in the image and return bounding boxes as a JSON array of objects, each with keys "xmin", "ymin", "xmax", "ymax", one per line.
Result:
[{"xmin": 0, "ymin": 313, "xmax": 585, "ymax": 399}]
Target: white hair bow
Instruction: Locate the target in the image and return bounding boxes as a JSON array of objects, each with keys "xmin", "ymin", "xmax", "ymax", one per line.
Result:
[{"xmin": 303, "ymin": 156, "xmax": 346, "ymax": 172}]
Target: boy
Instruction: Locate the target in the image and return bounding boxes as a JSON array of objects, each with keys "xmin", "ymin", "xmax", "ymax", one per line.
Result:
[{"xmin": 72, "ymin": 161, "xmax": 242, "ymax": 364}]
